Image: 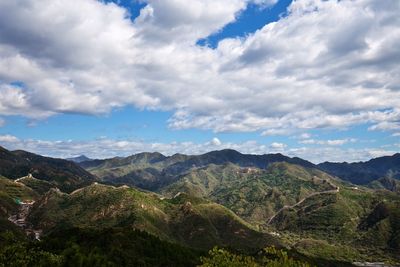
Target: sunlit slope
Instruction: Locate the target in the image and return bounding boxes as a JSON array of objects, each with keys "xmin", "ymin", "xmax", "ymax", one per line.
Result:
[
  {"xmin": 161, "ymin": 162, "xmax": 338, "ymax": 227},
  {"xmin": 29, "ymin": 183, "xmax": 280, "ymax": 251},
  {"xmin": 80, "ymin": 149, "xmax": 314, "ymax": 190},
  {"xmin": 269, "ymin": 184, "xmax": 400, "ymax": 262}
]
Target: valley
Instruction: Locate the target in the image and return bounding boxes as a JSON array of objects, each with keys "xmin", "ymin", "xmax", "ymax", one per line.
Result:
[
  {"xmin": 1, "ymin": 146, "xmax": 400, "ymax": 266},
  {"xmin": 1, "ymin": 1, "xmax": 398, "ymax": 265},
  {"xmin": 8, "ymin": 199, "xmax": 41, "ymax": 240}
]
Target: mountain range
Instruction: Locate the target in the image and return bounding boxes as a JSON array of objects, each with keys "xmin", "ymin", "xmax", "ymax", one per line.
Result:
[
  {"xmin": 1, "ymin": 145, "xmax": 400, "ymax": 266},
  {"xmin": 318, "ymin": 153, "xmax": 400, "ymax": 184},
  {"xmin": 75, "ymin": 149, "xmax": 400, "ymax": 190},
  {"xmin": 66, "ymin": 155, "xmax": 93, "ymax": 163}
]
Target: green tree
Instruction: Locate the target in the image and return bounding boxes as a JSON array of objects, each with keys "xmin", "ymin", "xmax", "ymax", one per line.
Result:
[
  {"xmin": 199, "ymin": 247, "xmax": 259, "ymax": 267},
  {"xmin": 261, "ymin": 247, "xmax": 310, "ymax": 267},
  {"xmin": 198, "ymin": 246, "xmax": 311, "ymax": 267},
  {"xmin": 0, "ymin": 241, "xmax": 62, "ymax": 267}
]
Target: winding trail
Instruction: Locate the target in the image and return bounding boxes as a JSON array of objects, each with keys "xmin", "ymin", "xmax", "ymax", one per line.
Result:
[{"xmin": 267, "ymin": 180, "xmax": 339, "ymax": 225}]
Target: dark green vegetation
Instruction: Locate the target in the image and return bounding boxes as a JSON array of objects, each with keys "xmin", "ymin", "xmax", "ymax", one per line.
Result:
[
  {"xmin": 80, "ymin": 149, "xmax": 314, "ymax": 190},
  {"xmin": 161, "ymin": 162, "xmax": 337, "ymax": 228},
  {"xmin": 157, "ymin": 162, "xmax": 400, "ymax": 263},
  {"xmin": 1, "ymin": 147, "xmax": 400, "ymax": 266},
  {"xmin": 0, "ymin": 228, "xmax": 319, "ymax": 267},
  {"xmin": 29, "ymin": 183, "xmax": 279, "ymax": 251},
  {"xmin": 0, "ymin": 228, "xmax": 203, "ymax": 267},
  {"xmin": 79, "ymin": 150, "xmax": 400, "ymax": 264},
  {"xmin": 199, "ymin": 246, "xmax": 311, "ymax": 267},
  {"xmin": 368, "ymin": 176, "xmax": 400, "ymax": 193},
  {"xmin": 80, "ymin": 149, "xmax": 400, "ymax": 189},
  {"xmin": 16, "ymin": 175, "xmax": 56, "ymax": 195},
  {"xmin": 318, "ymin": 153, "xmax": 400, "ymax": 184},
  {"xmin": 269, "ymin": 187, "xmax": 400, "ymax": 263},
  {"xmin": 0, "ymin": 146, "xmax": 97, "ymax": 193}
]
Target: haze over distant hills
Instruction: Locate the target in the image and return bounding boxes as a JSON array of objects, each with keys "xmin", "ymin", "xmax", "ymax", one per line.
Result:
[
  {"xmin": 66, "ymin": 155, "xmax": 93, "ymax": 163},
  {"xmin": 318, "ymin": 153, "xmax": 400, "ymax": 184},
  {"xmin": 1, "ymin": 0, "xmax": 399, "ymax": 265}
]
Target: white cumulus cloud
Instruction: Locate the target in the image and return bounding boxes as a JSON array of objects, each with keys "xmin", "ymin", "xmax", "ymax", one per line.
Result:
[
  {"xmin": 269, "ymin": 142, "xmax": 287, "ymax": 149},
  {"xmin": 299, "ymin": 138, "xmax": 357, "ymax": 146},
  {"xmin": 0, "ymin": 0, "xmax": 399, "ymax": 135},
  {"xmin": 211, "ymin": 137, "xmax": 222, "ymax": 146},
  {"xmin": 0, "ymin": 134, "xmax": 19, "ymax": 142},
  {"xmin": 0, "ymin": 135, "xmax": 396, "ymax": 163}
]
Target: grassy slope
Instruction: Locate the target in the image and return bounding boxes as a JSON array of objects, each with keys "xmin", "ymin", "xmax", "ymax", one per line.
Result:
[
  {"xmin": 161, "ymin": 162, "xmax": 337, "ymax": 227},
  {"xmin": 270, "ymin": 185, "xmax": 400, "ymax": 263},
  {"xmin": 0, "ymin": 176, "xmax": 38, "ymax": 238},
  {"xmin": 0, "ymin": 176, "xmax": 38, "ymax": 211},
  {"xmin": 17, "ymin": 176, "xmax": 56, "ymax": 195}
]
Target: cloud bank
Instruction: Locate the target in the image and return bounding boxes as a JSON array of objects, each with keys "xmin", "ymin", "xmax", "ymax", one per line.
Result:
[
  {"xmin": 0, "ymin": 0, "xmax": 399, "ymax": 135},
  {"xmin": 0, "ymin": 134, "xmax": 396, "ymax": 163}
]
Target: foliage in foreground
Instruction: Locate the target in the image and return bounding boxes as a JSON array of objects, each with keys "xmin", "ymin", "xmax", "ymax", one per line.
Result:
[
  {"xmin": 0, "ymin": 227, "xmax": 314, "ymax": 267},
  {"xmin": 0, "ymin": 231, "xmax": 61, "ymax": 267},
  {"xmin": 199, "ymin": 246, "xmax": 311, "ymax": 267},
  {"xmin": 0, "ymin": 228, "xmax": 202, "ymax": 267}
]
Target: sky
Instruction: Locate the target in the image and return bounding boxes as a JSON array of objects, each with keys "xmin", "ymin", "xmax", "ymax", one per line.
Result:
[{"xmin": 0, "ymin": 0, "xmax": 399, "ymax": 163}]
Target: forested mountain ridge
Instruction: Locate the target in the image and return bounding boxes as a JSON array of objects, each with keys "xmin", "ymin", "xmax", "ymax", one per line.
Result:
[
  {"xmin": 1, "ymin": 147, "xmax": 400, "ymax": 265},
  {"xmin": 78, "ymin": 149, "xmax": 400, "ymax": 188},
  {"xmin": 0, "ymin": 146, "xmax": 97, "ymax": 193},
  {"xmin": 318, "ymin": 153, "xmax": 400, "ymax": 184}
]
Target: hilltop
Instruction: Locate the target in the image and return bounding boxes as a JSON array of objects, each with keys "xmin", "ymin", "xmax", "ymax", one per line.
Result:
[
  {"xmin": 0, "ymin": 146, "xmax": 97, "ymax": 193},
  {"xmin": 318, "ymin": 153, "xmax": 400, "ymax": 184},
  {"xmin": 77, "ymin": 149, "xmax": 400, "ymax": 188},
  {"xmin": 1, "ymin": 147, "xmax": 399, "ymax": 265},
  {"xmin": 29, "ymin": 183, "xmax": 280, "ymax": 251}
]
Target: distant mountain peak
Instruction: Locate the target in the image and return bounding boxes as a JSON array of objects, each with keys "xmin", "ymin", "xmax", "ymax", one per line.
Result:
[
  {"xmin": 67, "ymin": 155, "xmax": 92, "ymax": 163},
  {"xmin": 210, "ymin": 148, "xmax": 243, "ymax": 155}
]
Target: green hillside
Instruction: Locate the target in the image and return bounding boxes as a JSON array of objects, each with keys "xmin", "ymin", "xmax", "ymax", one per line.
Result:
[
  {"xmin": 29, "ymin": 183, "xmax": 280, "ymax": 251},
  {"xmin": 0, "ymin": 176, "xmax": 38, "ymax": 215},
  {"xmin": 80, "ymin": 149, "xmax": 315, "ymax": 190},
  {"xmin": 368, "ymin": 176, "xmax": 400, "ymax": 193},
  {"xmin": 0, "ymin": 176, "xmax": 39, "ymax": 238},
  {"xmin": 2, "ymin": 148, "xmax": 400, "ymax": 265},
  {"xmin": 269, "ymin": 185, "xmax": 400, "ymax": 263},
  {"xmin": 15, "ymin": 175, "xmax": 56, "ymax": 195},
  {"xmin": 0, "ymin": 146, "xmax": 97, "ymax": 193},
  {"xmin": 161, "ymin": 162, "xmax": 338, "ymax": 228},
  {"xmin": 82, "ymin": 152, "xmax": 191, "ymax": 190},
  {"xmin": 158, "ymin": 162, "xmax": 400, "ymax": 263}
]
